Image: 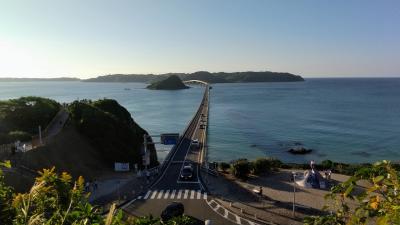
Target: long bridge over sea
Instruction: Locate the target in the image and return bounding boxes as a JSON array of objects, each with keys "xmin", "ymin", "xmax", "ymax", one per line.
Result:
[{"xmin": 119, "ymin": 81, "xmax": 258, "ymax": 225}]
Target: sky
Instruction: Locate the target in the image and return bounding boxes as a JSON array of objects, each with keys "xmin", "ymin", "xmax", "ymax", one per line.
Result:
[{"xmin": 0, "ymin": 0, "xmax": 399, "ymax": 78}]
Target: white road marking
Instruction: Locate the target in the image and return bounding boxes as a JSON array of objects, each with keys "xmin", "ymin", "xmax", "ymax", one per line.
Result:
[
  {"xmin": 163, "ymin": 190, "xmax": 170, "ymax": 199},
  {"xmin": 203, "ymin": 192, "xmax": 207, "ymax": 200},
  {"xmin": 184, "ymin": 189, "xmax": 189, "ymax": 199},
  {"xmin": 206, "ymin": 198, "xmax": 261, "ymax": 225},
  {"xmin": 150, "ymin": 190, "xmax": 158, "ymax": 199},
  {"xmin": 157, "ymin": 190, "xmax": 164, "ymax": 199},
  {"xmin": 224, "ymin": 209, "xmax": 229, "ymax": 218},
  {"xmin": 144, "ymin": 190, "xmax": 151, "ymax": 199},
  {"xmin": 170, "ymin": 189, "xmax": 176, "ymax": 199},
  {"xmin": 197, "ymin": 190, "xmax": 201, "ymax": 199},
  {"xmin": 137, "ymin": 196, "xmax": 142, "ymax": 199},
  {"xmin": 177, "ymin": 189, "xmax": 182, "ymax": 199},
  {"xmin": 190, "ymin": 190, "xmax": 195, "ymax": 199},
  {"xmin": 235, "ymin": 215, "xmax": 241, "ymax": 224}
]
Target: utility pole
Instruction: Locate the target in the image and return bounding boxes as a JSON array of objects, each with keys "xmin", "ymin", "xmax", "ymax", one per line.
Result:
[
  {"xmin": 38, "ymin": 125, "xmax": 42, "ymax": 145},
  {"xmin": 292, "ymin": 171, "xmax": 296, "ymax": 218},
  {"xmin": 143, "ymin": 134, "xmax": 148, "ymax": 170}
]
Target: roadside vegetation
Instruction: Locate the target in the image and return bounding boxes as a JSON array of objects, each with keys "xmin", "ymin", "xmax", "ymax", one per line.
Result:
[
  {"xmin": 67, "ymin": 99, "xmax": 158, "ymax": 168},
  {"xmin": 0, "ymin": 97, "xmax": 60, "ymax": 144},
  {"xmin": 218, "ymin": 157, "xmax": 283, "ymax": 180},
  {"xmin": 304, "ymin": 160, "xmax": 400, "ymax": 225},
  {"xmin": 217, "ymin": 158, "xmax": 400, "ymax": 224},
  {"xmin": 0, "ymin": 161, "xmax": 193, "ymax": 225}
]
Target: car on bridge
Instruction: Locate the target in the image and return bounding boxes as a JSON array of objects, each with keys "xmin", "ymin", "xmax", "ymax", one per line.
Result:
[
  {"xmin": 181, "ymin": 164, "xmax": 194, "ymax": 180},
  {"xmin": 191, "ymin": 139, "xmax": 200, "ymax": 148}
]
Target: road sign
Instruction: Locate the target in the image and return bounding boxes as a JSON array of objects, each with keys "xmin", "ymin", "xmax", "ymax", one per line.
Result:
[
  {"xmin": 160, "ymin": 133, "xmax": 179, "ymax": 145},
  {"xmin": 114, "ymin": 162, "xmax": 130, "ymax": 172}
]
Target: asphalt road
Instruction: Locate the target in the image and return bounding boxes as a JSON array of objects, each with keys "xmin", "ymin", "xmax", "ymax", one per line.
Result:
[{"xmin": 123, "ymin": 86, "xmax": 237, "ymax": 225}]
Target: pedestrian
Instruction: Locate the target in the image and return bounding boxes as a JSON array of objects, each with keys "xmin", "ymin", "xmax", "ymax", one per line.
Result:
[
  {"xmin": 94, "ymin": 179, "xmax": 98, "ymax": 191},
  {"xmin": 259, "ymin": 186, "xmax": 263, "ymax": 196},
  {"xmin": 85, "ymin": 182, "xmax": 90, "ymax": 192},
  {"xmin": 146, "ymin": 170, "xmax": 150, "ymax": 182}
]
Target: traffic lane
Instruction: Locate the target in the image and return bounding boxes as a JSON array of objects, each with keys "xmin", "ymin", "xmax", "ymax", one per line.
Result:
[{"xmin": 125, "ymin": 198, "xmax": 235, "ymax": 225}]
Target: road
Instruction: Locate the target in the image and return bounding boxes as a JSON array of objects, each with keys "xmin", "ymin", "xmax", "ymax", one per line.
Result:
[{"xmin": 122, "ymin": 86, "xmax": 240, "ymax": 225}]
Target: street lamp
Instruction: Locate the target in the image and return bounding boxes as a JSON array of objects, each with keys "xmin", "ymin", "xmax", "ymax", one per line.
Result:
[{"xmin": 291, "ymin": 171, "xmax": 297, "ymax": 218}]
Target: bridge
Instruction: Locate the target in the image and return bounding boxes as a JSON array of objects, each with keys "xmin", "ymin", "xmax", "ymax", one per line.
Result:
[
  {"xmin": 183, "ymin": 79, "xmax": 210, "ymax": 86},
  {"xmin": 120, "ymin": 82, "xmax": 253, "ymax": 224}
]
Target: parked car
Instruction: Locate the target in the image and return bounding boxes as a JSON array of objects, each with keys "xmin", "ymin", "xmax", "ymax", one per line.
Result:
[
  {"xmin": 161, "ymin": 202, "xmax": 184, "ymax": 222},
  {"xmin": 181, "ymin": 164, "xmax": 194, "ymax": 180}
]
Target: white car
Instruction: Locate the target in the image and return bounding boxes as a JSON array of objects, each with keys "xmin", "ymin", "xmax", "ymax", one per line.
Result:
[{"xmin": 191, "ymin": 139, "xmax": 200, "ymax": 147}]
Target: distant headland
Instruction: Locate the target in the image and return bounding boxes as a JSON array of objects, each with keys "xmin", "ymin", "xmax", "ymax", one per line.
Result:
[
  {"xmin": 0, "ymin": 71, "xmax": 304, "ymax": 83},
  {"xmin": 85, "ymin": 71, "xmax": 304, "ymax": 83}
]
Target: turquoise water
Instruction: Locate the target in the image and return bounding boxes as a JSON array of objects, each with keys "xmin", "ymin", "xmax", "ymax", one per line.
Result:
[{"xmin": 1, "ymin": 78, "xmax": 399, "ymax": 163}]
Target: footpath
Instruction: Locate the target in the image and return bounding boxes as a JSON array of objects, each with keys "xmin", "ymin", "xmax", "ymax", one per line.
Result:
[
  {"xmin": 202, "ymin": 171, "xmax": 303, "ymax": 225},
  {"xmin": 88, "ymin": 169, "xmax": 159, "ymax": 211}
]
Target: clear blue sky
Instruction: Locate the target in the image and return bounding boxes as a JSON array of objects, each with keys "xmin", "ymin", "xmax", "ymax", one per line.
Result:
[{"xmin": 0, "ymin": 0, "xmax": 399, "ymax": 78}]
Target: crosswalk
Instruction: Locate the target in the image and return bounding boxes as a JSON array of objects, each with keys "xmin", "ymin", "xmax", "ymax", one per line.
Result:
[{"xmin": 137, "ymin": 189, "xmax": 208, "ymax": 200}]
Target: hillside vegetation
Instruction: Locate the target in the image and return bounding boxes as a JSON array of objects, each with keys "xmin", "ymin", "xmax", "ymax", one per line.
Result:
[
  {"xmin": 0, "ymin": 97, "xmax": 60, "ymax": 144},
  {"xmin": 147, "ymin": 75, "xmax": 189, "ymax": 90},
  {"xmin": 68, "ymin": 99, "xmax": 158, "ymax": 167}
]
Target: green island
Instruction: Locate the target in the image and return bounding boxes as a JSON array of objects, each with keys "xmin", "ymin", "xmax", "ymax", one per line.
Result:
[
  {"xmin": 146, "ymin": 75, "xmax": 190, "ymax": 90},
  {"xmin": 84, "ymin": 71, "xmax": 304, "ymax": 83}
]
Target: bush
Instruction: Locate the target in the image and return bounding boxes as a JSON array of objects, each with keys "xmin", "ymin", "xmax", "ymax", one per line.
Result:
[
  {"xmin": 8, "ymin": 130, "xmax": 31, "ymax": 142},
  {"xmin": 321, "ymin": 160, "xmax": 333, "ymax": 169},
  {"xmin": 219, "ymin": 162, "xmax": 230, "ymax": 172},
  {"xmin": 231, "ymin": 159, "xmax": 251, "ymax": 179},
  {"xmin": 252, "ymin": 158, "xmax": 272, "ymax": 175}
]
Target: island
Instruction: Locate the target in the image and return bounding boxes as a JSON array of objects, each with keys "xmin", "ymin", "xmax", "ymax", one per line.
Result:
[
  {"xmin": 84, "ymin": 71, "xmax": 304, "ymax": 83},
  {"xmin": 146, "ymin": 75, "xmax": 190, "ymax": 90}
]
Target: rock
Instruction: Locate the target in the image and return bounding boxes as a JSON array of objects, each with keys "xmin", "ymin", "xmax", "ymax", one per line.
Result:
[
  {"xmin": 288, "ymin": 147, "xmax": 313, "ymax": 155},
  {"xmin": 146, "ymin": 75, "xmax": 189, "ymax": 90}
]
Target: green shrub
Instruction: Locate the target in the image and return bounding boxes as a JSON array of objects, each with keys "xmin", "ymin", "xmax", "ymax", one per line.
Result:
[
  {"xmin": 321, "ymin": 160, "xmax": 333, "ymax": 169},
  {"xmin": 252, "ymin": 158, "xmax": 272, "ymax": 175},
  {"xmin": 231, "ymin": 159, "xmax": 251, "ymax": 179},
  {"xmin": 8, "ymin": 130, "xmax": 31, "ymax": 142},
  {"xmin": 219, "ymin": 162, "xmax": 230, "ymax": 172}
]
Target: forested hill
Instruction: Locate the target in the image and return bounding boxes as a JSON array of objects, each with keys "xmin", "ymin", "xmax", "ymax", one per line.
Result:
[{"xmin": 84, "ymin": 71, "xmax": 304, "ymax": 83}]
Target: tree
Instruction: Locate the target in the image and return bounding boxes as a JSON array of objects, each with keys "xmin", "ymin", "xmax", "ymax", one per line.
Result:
[{"xmin": 304, "ymin": 160, "xmax": 400, "ymax": 225}]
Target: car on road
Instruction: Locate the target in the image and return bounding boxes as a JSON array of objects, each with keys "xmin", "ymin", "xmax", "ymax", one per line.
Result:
[
  {"xmin": 181, "ymin": 164, "xmax": 194, "ymax": 180},
  {"xmin": 191, "ymin": 139, "xmax": 200, "ymax": 148},
  {"xmin": 161, "ymin": 202, "xmax": 184, "ymax": 222}
]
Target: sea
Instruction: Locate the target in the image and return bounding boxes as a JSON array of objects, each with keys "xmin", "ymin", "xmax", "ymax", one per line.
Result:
[{"xmin": 1, "ymin": 78, "xmax": 399, "ymax": 164}]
